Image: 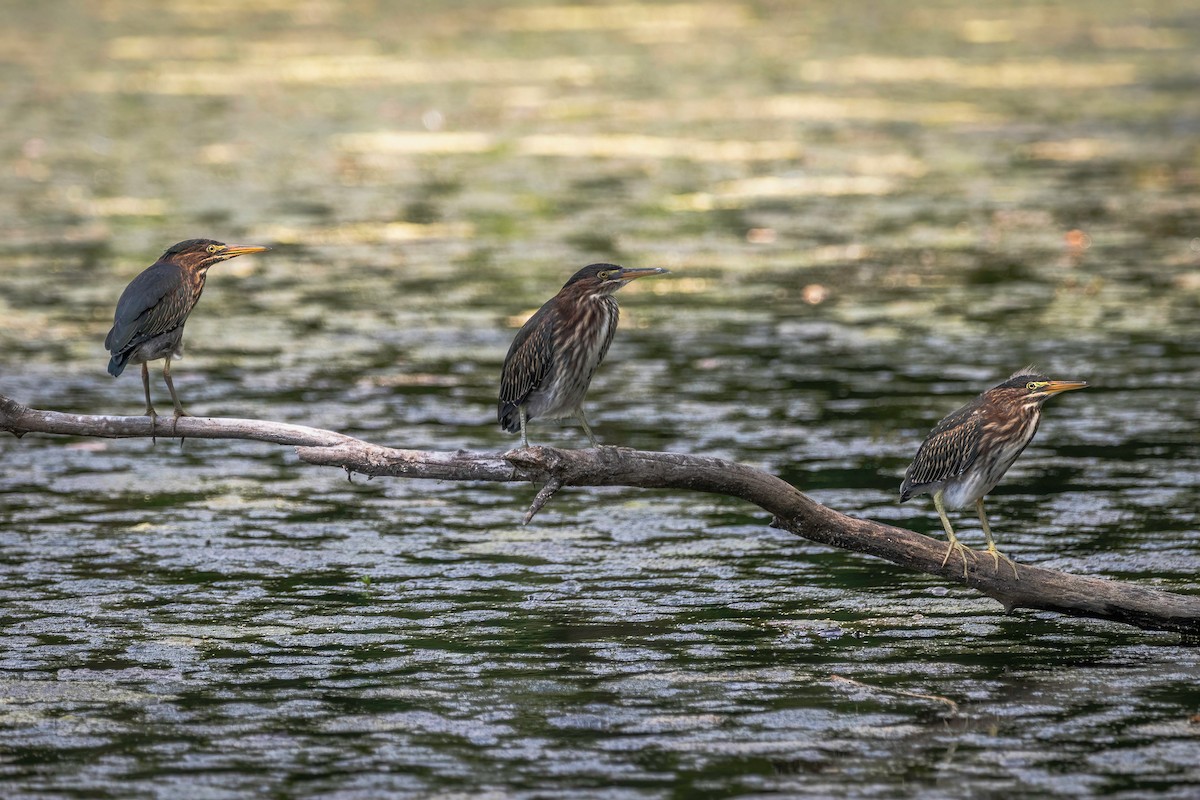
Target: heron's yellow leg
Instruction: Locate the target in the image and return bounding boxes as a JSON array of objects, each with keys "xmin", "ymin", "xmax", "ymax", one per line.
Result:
[
  {"xmin": 519, "ymin": 406, "xmax": 530, "ymax": 449},
  {"xmin": 162, "ymin": 356, "xmax": 190, "ymax": 419},
  {"xmin": 976, "ymin": 498, "xmax": 1019, "ymax": 580},
  {"xmin": 934, "ymin": 491, "xmax": 972, "ymax": 578},
  {"xmin": 576, "ymin": 407, "xmax": 599, "ymax": 448},
  {"xmin": 140, "ymin": 362, "xmax": 159, "ymax": 443},
  {"xmin": 140, "ymin": 362, "xmax": 157, "ymax": 419}
]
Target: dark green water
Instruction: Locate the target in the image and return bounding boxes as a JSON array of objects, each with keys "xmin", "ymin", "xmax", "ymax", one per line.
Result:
[{"xmin": 1, "ymin": 1, "xmax": 1198, "ymax": 797}]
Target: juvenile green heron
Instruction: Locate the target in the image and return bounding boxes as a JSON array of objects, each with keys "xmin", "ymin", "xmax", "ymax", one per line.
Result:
[
  {"xmin": 498, "ymin": 263, "xmax": 668, "ymax": 448},
  {"xmin": 899, "ymin": 369, "xmax": 1088, "ymax": 578},
  {"xmin": 105, "ymin": 239, "xmax": 269, "ymax": 420}
]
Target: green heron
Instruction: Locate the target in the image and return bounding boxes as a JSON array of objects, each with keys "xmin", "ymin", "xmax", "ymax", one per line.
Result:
[
  {"xmin": 498, "ymin": 263, "xmax": 668, "ymax": 448},
  {"xmin": 899, "ymin": 369, "xmax": 1088, "ymax": 578},
  {"xmin": 105, "ymin": 239, "xmax": 269, "ymax": 420}
]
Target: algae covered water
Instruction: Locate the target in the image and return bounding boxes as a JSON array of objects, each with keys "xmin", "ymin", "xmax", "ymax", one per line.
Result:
[{"xmin": 1, "ymin": 1, "xmax": 1198, "ymax": 796}]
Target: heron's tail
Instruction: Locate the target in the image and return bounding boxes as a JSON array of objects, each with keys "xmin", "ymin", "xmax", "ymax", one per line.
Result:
[
  {"xmin": 107, "ymin": 352, "xmax": 128, "ymax": 377},
  {"xmin": 498, "ymin": 403, "xmax": 521, "ymax": 433}
]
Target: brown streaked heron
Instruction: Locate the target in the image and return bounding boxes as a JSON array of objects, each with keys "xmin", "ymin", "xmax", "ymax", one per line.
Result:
[
  {"xmin": 498, "ymin": 263, "xmax": 668, "ymax": 448},
  {"xmin": 900, "ymin": 368, "xmax": 1088, "ymax": 578},
  {"xmin": 105, "ymin": 239, "xmax": 270, "ymax": 420}
]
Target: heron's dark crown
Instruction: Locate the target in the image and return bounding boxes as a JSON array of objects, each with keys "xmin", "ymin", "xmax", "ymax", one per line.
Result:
[
  {"xmin": 561, "ymin": 263, "xmax": 623, "ymax": 290},
  {"xmin": 986, "ymin": 367, "xmax": 1080, "ymax": 409},
  {"xmin": 161, "ymin": 239, "xmax": 225, "ymax": 259},
  {"xmin": 993, "ymin": 368, "xmax": 1050, "ymax": 392},
  {"xmin": 157, "ymin": 239, "xmax": 229, "ymax": 271}
]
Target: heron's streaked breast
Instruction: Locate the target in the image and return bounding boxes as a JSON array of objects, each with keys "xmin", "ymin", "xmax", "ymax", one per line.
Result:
[{"xmin": 943, "ymin": 407, "xmax": 1042, "ymax": 508}]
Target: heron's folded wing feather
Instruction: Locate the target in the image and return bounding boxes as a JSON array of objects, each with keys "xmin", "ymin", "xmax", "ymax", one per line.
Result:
[
  {"xmin": 106, "ymin": 263, "xmax": 195, "ymax": 355},
  {"xmin": 498, "ymin": 302, "xmax": 557, "ymax": 418},
  {"xmin": 901, "ymin": 405, "xmax": 983, "ymax": 497}
]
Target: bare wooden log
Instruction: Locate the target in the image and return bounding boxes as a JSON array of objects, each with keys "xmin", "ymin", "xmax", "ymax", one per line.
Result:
[
  {"xmin": 0, "ymin": 394, "xmax": 351, "ymax": 447},
  {"xmin": 3, "ymin": 393, "xmax": 1198, "ymax": 637}
]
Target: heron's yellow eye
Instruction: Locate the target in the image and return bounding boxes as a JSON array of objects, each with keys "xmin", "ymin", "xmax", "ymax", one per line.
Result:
[
  {"xmin": 1026, "ymin": 381, "xmax": 1044, "ymax": 391},
  {"xmin": 598, "ymin": 270, "xmax": 612, "ymax": 279},
  {"xmin": 207, "ymin": 244, "xmax": 220, "ymax": 253}
]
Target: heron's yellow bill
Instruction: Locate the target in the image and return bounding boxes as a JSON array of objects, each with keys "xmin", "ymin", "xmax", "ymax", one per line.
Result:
[
  {"xmin": 222, "ymin": 245, "xmax": 271, "ymax": 256},
  {"xmin": 620, "ymin": 267, "xmax": 669, "ymax": 280},
  {"xmin": 1043, "ymin": 380, "xmax": 1088, "ymax": 394}
]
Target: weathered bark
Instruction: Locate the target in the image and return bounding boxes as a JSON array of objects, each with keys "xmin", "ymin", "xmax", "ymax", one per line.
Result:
[{"xmin": 3, "ymin": 393, "xmax": 1198, "ymax": 637}]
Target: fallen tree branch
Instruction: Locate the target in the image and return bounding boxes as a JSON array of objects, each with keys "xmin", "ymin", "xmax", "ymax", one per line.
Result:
[{"xmin": 3, "ymin": 393, "xmax": 1198, "ymax": 637}]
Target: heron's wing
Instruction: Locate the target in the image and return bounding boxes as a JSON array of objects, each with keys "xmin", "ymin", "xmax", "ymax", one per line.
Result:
[
  {"xmin": 900, "ymin": 404, "xmax": 983, "ymax": 500},
  {"xmin": 497, "ymin": 301, "xmax": 557, "ymax": 426},
  {"xmin": 105, "ymin": 263, "xmax": 197, "ymax": 355}
]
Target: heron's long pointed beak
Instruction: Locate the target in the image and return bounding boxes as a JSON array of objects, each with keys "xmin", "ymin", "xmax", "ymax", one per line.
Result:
[
  {"xmin": 618, "ymin": 267, "xmax": 669, "ymax": 281},
  {"xmin": 1043, "ymin": 380, "xmax": 1088, "ymax": 395},
  {"xmin": 222, "ymin": 244, "xmax": 271, "ymax": 257}
]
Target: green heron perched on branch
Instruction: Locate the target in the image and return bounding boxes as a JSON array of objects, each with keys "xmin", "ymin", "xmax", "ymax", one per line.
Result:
[
  {"xmin": 105, "ymin": 239, "xmax": 269, "ymax": 420},
  {"xmin": 498, "ymin": 263, "xmax": 668, "ymax": 448},
  {"xmin": 900, "ymin": 369, "xmax": 1088, "ymax": 578}
]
